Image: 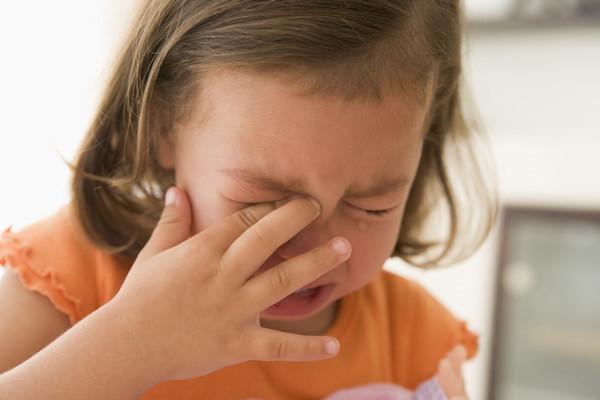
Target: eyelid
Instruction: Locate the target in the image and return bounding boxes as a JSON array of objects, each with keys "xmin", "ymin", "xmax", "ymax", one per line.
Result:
[
  {"xmin": 237, "ymin": 197, "xmax": 397, "ymax": 217},
  {"xmin": 346, "ymin": 202, "xmax": 398, "ymax": 217}
]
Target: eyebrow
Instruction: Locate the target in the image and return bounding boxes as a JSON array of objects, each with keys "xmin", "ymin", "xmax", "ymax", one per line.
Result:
[{"xmin": 220, "ymin": 168, "xmax": 411, "ymax": 198}]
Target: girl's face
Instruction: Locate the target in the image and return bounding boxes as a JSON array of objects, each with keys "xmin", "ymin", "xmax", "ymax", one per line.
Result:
[{"xmin": 157, "ymin": 69, "xmax": 429, "ymax": 335}]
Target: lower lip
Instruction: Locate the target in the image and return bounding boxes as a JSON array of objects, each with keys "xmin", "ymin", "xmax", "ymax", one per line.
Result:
[{"xmin": 263, "ymin": 284, "xmax": 335, "ymax": 317}]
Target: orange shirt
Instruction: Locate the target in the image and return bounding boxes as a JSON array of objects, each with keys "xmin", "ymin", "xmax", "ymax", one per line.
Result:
[{"xmin": 0, "ymin": 204, "xmax": 478, "ymax": 399}]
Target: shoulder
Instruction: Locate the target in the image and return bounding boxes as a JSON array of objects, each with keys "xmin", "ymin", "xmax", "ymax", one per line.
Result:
[
  {"xmin": 0, "ymin": 204, "xmax": 131, "ymax": 324},
  {"xmin": 377, "ymin": 270, "xmax": 479, "ymax": 387}
]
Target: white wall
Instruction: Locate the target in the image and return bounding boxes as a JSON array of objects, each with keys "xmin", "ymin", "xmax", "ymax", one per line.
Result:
[
  {"xmin": 0, "ymin": 0, "xmax": 138, "ymax": 230},
  {"xmin": 1, "ymin": 2, "xmax": 599, "ymax": 398}
]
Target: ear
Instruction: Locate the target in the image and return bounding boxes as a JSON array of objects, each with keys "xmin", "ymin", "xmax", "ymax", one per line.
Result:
[{"xmin": 156, "ymin": 133, "xmax": 175, "ymax": 169}]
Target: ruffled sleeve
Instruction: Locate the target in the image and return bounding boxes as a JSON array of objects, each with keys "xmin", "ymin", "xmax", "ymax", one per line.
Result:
[
  {"xmin": 1, "ymin": 225, "xmax": 82, "ymax": 325},
  {"xmin": 456, "ymin": 319, "xmax": 479, "ymax": 360},
  {"xmin": 0, "ymin": 205, "xmax": 131, "ymax": 325}
]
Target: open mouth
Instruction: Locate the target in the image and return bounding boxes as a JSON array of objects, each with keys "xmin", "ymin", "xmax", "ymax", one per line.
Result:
[{"xmin": 263, "ymin": 284, "xmax": 335, "ymax": 317}]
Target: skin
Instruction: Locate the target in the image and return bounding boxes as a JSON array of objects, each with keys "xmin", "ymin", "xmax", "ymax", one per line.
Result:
[
  {"xmin": 0, "ymin": 67, "xmax": 437, "ymax": 399},
  {"xmin": 0, "ymin": 195, "xmax": 354, "ymax": 397},
  {"xmin": 0, "ymin": 68, "xmax": 437, "ymax": 400},
  {"xmin": 437, "ymin": 345, "xmax": 469, "ymax": 399},
  {"xmin": 157, "ymin": 68, "xmax": 431, "ymax": 336}
]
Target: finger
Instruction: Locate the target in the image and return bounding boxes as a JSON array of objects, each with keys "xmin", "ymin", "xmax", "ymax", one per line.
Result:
[
  {"xmin": 437, "ymin": 359, "xmax": 466, "ymax": 396},
  {"xmin": 220, "ymin": 197, "xmax": 320, "ymax": 287},
  {"xmin": 446, "ymin": 345, "xmax": 467, "ymax": 376},
  {"xmin": 244, "ymin": 327, "xmax": 340, "ymax": 362},
  {"xmin": 241, "ymin": 236, "xmax": 351, "ymax": 312},
  {"xmin": 186, "ymin": 202, "xmax": 279, "ymax": 255},
  {"xmin": 137, "ymin": 186, "xmax": 192, "ymax": 263}
]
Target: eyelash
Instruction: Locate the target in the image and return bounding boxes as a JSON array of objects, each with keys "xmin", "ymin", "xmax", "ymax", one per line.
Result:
[
  {"xmin": 245, "ymin": 202, "xmax": 394, "ymax": 218},
  {"xmin": 362, "ymin": 207, "xmax": 394, "ymax": 217}
]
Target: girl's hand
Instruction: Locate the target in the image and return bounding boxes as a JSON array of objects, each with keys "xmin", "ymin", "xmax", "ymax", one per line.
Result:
[
  {"xmin": 437, "ymin": 345, "xmax": 469, "ymax": 400},
  {"xmin": 108, "ymin": 187, "xmax": 350, "ymax": 383}
]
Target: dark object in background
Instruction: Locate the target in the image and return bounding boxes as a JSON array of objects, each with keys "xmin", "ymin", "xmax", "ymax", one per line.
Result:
[{"xmin": 488, "ymin": 206, "xmax": 600, "ymax": 400}]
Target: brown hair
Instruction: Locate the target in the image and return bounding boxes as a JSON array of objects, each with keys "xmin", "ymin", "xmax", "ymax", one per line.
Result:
[{"xmin": 68, "ymin": 0, "xmax": 499, "ymax": 268}]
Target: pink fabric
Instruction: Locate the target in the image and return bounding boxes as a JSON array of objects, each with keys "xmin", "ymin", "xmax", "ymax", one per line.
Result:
[{"xmin": 324, "ymin": 378, "xmax": 447, "ymax": 400}]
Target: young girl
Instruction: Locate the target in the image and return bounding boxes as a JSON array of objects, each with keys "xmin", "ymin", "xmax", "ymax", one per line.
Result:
[{"xmin": 0, "ymin": 0, "xmax": 497, "ymax": 399}]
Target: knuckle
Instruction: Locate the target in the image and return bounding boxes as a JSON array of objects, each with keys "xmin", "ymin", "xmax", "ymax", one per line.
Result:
[
  {"xmin": 206, "ymin": 265, "xmax": 220, "ymax": 284},
  {"xmin": 175, "ymin": 242, "xmax": 195, "ymax": 261},
  {"xmin": 250, "ymin": 224, "xmax": 272, "ymax": 247},
  {"xmin": 160, "ymin": 210, "xmax": 180, "ymax": 226},
  {"xmin": 237, "ymin": 208, "xmax": 260, "ymax": 229},
  {"xmin": 199, "ymin": 229, "xmax": 221, "ymax": 250},
  {"xmin": 270, "ymin": 339, "xmax": 287, "ymax": 360},
  {"xmin": 224, "ymin": 329, "xmax": 250, "ymax": 362},
  {"xmin": 270, "ymin": 265, "xmax": 292, "ymax": 291}
]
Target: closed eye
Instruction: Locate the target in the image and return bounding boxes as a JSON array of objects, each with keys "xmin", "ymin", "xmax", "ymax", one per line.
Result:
[
  {"xmin": 243, "ymin": 200, "xmax": 397, "ymax": 218},
  {"xmin": 362, "ymin": 208, "xmax": 393, "ymax": 217},
  {"xmin": 349, "ymin": 204, "xmax": 396, "ymax": 218}
]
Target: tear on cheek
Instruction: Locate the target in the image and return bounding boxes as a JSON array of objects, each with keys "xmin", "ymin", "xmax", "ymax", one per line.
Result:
[{"xmin": 356, "ymin": 220, "xmax": 368, "ymax": 232}]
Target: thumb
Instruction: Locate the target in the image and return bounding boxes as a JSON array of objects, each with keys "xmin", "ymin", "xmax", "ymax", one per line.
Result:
[{"xmin": 137, "ymin": 186, "xmax": 192, "ymax": 263}]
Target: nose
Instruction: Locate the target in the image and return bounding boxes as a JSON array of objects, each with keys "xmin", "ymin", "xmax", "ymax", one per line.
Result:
[
  {"xmin": 274, "ymin": 195, "xmax": 338, "ymax": 260},
  {"xmin": 276, "ymin": 223, "xmax": 330, "ymax": 260}
]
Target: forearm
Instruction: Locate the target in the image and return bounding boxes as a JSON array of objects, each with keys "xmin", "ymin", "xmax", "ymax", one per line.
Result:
[{"xmin": 0, "ymin": 301, "xmax": 162, "ymax": 400}]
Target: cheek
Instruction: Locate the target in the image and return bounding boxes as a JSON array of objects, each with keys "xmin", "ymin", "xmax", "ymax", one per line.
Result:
[{"xmin": 342, "ymin": 218, "xmax": 401, "ymax": 286}]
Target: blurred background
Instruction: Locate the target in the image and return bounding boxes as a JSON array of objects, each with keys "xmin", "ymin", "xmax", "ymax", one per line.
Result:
[{"xmin": 0, "ymin": 1, "xmax": 599, "ymax": 399}]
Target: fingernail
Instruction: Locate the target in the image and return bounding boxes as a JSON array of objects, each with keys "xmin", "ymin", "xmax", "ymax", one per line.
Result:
[
  {"xmin": 325, "ymin": 339, "xmax": 339, "ymax": 355},
  {"xmin": 275, "ymin": 195, "xmax": 298, "ymax": 208},
  {"xmin": 165, "ymin": 187, "xmax": 177, "ymax": 206},
  {"xmin": 331, "ymin": 238, "xmax": 348, "ymax": 255},
  {"xmin": 308, "ymin": 198, "xmax": 320, "ymax": 215}
]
